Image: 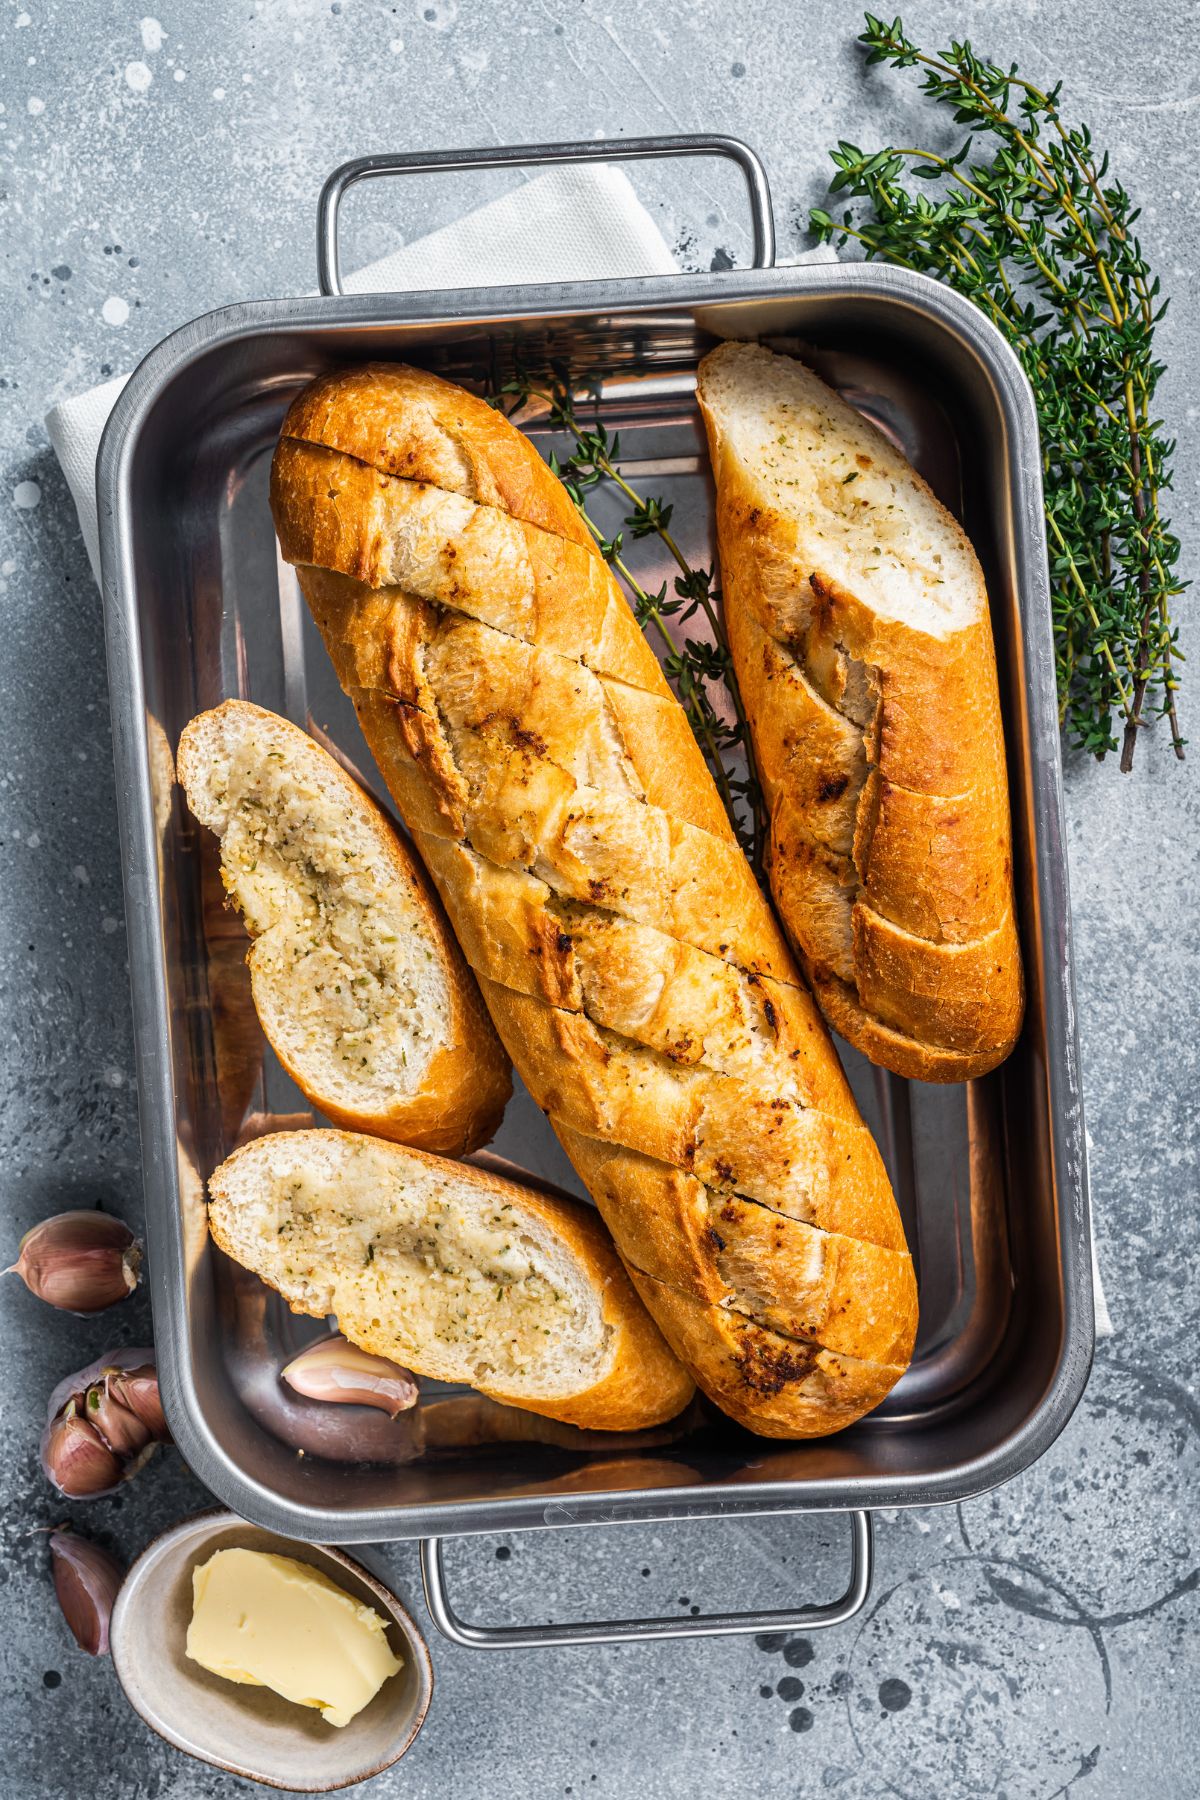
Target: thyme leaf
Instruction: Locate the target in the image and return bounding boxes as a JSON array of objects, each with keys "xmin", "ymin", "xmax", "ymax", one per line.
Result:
[
  {"xmin": 809, "ymin": 12, "xmax": 1186, "ymax": 769},
  {"xmin": 491, "ymin": 364, "xmax": 769, "ymax": 870}
]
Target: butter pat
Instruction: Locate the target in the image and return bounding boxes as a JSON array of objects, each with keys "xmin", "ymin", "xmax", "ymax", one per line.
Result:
[{"xmin": 186, "ymin": 1548, "xmax": 402, "ymax": 1728}]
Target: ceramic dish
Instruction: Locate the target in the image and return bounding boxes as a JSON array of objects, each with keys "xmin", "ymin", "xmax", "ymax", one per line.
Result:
[{"xmin": 110, "ymin": 1509, "xmax": 433, "ymax": 1791}]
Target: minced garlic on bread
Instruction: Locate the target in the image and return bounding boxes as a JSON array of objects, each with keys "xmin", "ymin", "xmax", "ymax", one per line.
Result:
[
  {"xmin": 207, "ymin": 1129, "xmax": 694, "ymax": 1431},
  {"xmin": 178, "ymin": 701, "xmax": 509, "ymax": 1154}
]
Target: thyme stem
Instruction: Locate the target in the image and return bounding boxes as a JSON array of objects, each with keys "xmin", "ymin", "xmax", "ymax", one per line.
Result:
[
  {"xmin": 490, "ymin": 368, "xmax": 769, "ymax": 869},
  {"xmin": 810, "ymin": 12, "xmax": 1187, "ymax": 767}
]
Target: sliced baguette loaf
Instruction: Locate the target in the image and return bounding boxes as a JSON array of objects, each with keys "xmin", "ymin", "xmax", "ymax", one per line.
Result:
[
  {"xmin": 207, "ymin": 1129, "xmax": 694, "ymax": 1430},
  {"xmin": 270, "ymin": 362, "xmax": 917, "ymax": 1437},
  {"xmin": 178, "ymin": 700, "xmax": 510, "ymax": 1154},
  {"xmin": 698, "ymin": 341, "xmax": 1023, "ymax": 1082}
]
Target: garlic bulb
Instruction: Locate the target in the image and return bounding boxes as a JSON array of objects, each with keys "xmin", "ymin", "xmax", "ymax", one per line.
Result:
[
  {"xmin": 41, "ymin": 1350, "xmax": 169, "ymax": 1498},
  {"xmin": 8, "ymin": 1211, "xmax": 140, "ymax": 1313}
]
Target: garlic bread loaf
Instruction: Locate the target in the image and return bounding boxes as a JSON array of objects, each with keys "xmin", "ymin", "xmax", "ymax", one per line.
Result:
[
  {"xmin": 270, "ymin": 362, "xmax": 917, "ymax": 1438},
  {"xmin": 698, "ymin": 341, "xmax": 1023, "ymax": 1082},
  {"xmin": 178, "ymin": 700, "xmax": 510, "ymax": 1154},
  {"xmin": 207, "ymin": 1129, "xmax": 693, "ymax": 1430}
]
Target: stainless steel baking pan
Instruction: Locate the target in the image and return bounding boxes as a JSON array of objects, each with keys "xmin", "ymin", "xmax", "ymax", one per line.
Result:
[{"xmin": 97, "ymin": 137, "xmax": 1093, "ymax": 1644}]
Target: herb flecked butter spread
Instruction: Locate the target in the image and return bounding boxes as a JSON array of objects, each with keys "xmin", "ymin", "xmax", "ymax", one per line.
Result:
[{"xmin": 186, "ymin": 1548, "xmax": 402, "ymax": 1728}]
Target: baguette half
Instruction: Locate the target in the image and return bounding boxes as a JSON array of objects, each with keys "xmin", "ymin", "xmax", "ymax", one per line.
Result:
[
  {"xmin": 270, "ymin": 362, "xmax": 917, "ymax": 1438},
  {"xmin": 178, "ymin": 700, "xmax": 510, "ymax": 1153},
  {"xmin": 207, "ymin": 1129, "xmax": 694, "ymax": 1431},
  {"xmin": 697, "ymin": 341, "xmax": 1023, "ymax": 1082}
]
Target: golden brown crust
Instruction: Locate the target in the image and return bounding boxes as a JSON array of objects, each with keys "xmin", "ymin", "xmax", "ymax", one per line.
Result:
[
  {"xmin": 476, "ymin": 976, "xmax": 904, "ymax": 1252},
  {"xmin": 292, "ymin": 565, "xmax": 796, "ymax": 980},
  {"xmin": 409, "ymin": 838, "xmax": 934, "ymax": 1209},
  {"xmin": 207, "ymin": 1129, "xmax": 694, "ymax": 1432},
  {"xmin": 178, "ymin": 701, "xmax": 510, "ymax": 1154},
  {"xmin": 280, "ymin": 363, "xmax": 594, "ymax": 549},
  {"xmin": 698, "ymin": 341, "xmax": 1024, "ymax": 1083},
  {"xmin": 807, "ymin": 967, "xmax": 1019, "ymax": 1082},
  {"xmin": 623, "ymin": 1268, "xmax": 905, "ymax": 1439},
  {"xmin": 555, "ymin": 1129, "xmax": 917, "ymax": 1368},
  {"xmin": 270, "ymin": 435, "xmax": 670, "ymax": 699},
  {"xmin": 286, "ymin": 559, "xmax": 736, "ymax": 844},
  {"xmin": 409, "ymin": 836, "xmax": 859, "ymax": 1111},
  {"xmin": 270, "ymin": 361, "xmax": 916, "ymax": 1437}
]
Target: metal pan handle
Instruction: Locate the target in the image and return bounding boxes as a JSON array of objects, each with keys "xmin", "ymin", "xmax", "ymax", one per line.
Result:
[
  {"xmin": 419, "ymin": 1510, "xmax": 870, "ymax": 1650},
  {"xmin": 316, "ymin": 134, "xmax": 775, "ymax": 296}
]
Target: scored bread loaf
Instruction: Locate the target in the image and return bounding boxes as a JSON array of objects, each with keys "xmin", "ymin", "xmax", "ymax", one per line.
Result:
[
  {"xmin": 207, "ymin": 1128, "xmax": 694, "ymax": 1430},
  {"xmin": 270, "ymin": 361, "xmax": 918, "ymax": 1438},
  {"xmin": 178, "ymin": 700, "xmax": 510, "ymax": 1154},
  {"xmin": 697, "ymin": 341, "xmax": 1023, "ymax": 1082}
]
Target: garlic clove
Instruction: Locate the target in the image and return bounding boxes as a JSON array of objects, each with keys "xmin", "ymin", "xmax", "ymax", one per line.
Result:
[
  {"xmin": 107, "ymin": 1366, "xmax": 170, "ymax": 1441},
  {"xmin": 42, "ymin": 1401, "xmax": 125, "ymax": 1498},
  {"xmin": 49, "ymin": 1529, "xmax": 124, "ymax": 1656},
  {"xmin": 281, "ymin": 1334, "xmax": 419, "ymax": 1418},
  {"xmin": 9, "ymin": 1210, "xmax": 141, "ymax": 1314},
  {"xmin": 85, "ymin": 1380, "xmax": 153, "ymax": 1459}
]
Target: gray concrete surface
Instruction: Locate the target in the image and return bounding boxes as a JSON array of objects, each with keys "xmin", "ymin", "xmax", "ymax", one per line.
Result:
[{"xmin": 2, "ymin": 1, "xmax": 1198, "ymax": 1795}]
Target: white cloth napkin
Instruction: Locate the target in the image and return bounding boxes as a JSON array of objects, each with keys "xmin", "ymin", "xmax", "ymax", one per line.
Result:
[{"xmin": 44, "ymin": 161, "xmax": 1110, "ymax": 1338}]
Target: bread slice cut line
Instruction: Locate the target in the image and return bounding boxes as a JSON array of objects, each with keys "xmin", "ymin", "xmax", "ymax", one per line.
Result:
[
  {"xmin": 278, "ymin": 432, "xmax": 601, "ymax": 584},
  {"xmin": 620, "ymin": 1251, "xmax": 907, "ymax": 1377},
  {"xmin": 783, "ymin": 819, "xmax": 996, "ymax": 952},
  {"xmin": 349, "ymin": 678, "xmax": 808, "ymax": 992},
  {"xmin": 771, "ymin": 630, "xmax": 974, "ymax": 813},
  {"xmin": 585, "ymin": 1014, "xmax": 866, "ymax": 1165},
  {"xmin": 394, "ymin": 670, "xmax": 798, "ymax": 973},
  {"xmin": 623, "ymin": 1264, "xmax": 907, "ymax": 1439},
  {"xmin": 547, "ymin": 1122, "xmax": 915, "ymax": 1367},
  {"xmin": 404, "ymin": 832, "xmax": 887, "ymax": 1156},
  {"xmin": 408, "ymin": 819, "xmax": 819, "ymax": 1031},
  {"xmin": 621, "ymin": 1139, "xmax": 904, "ymax": 1268},
  {"xmin": 604, "ymin": 1152, "xmax": 913, "ymax": 1339},
  {"xmin": 416, "ymin": 823, "xmax": 808, "ymax": 1000},
  {"xmin": 411, "ymin": 836, "xmax": 831, "ymax": 1089},
  {"xmin": 754, "ymin": 605, "xmax": 1012, "ymax": 978},
  {"xmin": 206, "ymin": 1128, "xmax": 695, "ymax": 1429},
  {"xmin": 623, "ymin": 1250, "xmax": 907, "ymax": 1373},
  {"xmin": 338, "ymin": 578, "xmax": 740, "ymax": 860},
  {"xmin": 278, "ymin": 434, "xmax": 671, "ymax": 702},
  {"xmin": 767, "ymin": 629, "xmax": 987, "ymax": 947},
  {"xmin": 810, "ymin": 969, "xmax": 1010, "ymax": 1074},
  {"xmin": 477, "ymin": 973, "xmax": 905, "ymax": 1250}
]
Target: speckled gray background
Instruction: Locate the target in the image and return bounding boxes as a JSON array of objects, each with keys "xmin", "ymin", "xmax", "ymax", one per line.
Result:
[{"xmin": 2, "ymin": 1, "xmax": 1198, "ymax": 1796}]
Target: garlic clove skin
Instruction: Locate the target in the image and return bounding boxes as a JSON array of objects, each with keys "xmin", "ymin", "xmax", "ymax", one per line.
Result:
[
  {"xmin": 42, "ymin": 1402, "xmax": 126, "ymax": 1498},
  {"xmin": 281, "ymin": 1335, "xmax": 419, "ymax": 1418},
  {"xmin": 49, "ymin": 1529, "xmax": 124, "ymax": 1656},
  {"xmin": 9, "ymin": 1210, "xmax": 141, "ymax": 1314}
]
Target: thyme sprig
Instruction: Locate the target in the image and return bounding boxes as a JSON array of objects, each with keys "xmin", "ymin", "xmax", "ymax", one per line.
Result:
[
  {"xmin": 810, "ymin": 13, "xmax": 1186, "ymax": 769},
  {"xmin": 491, "ymin": 365, "xmax": 769, "ymax": 869}
]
